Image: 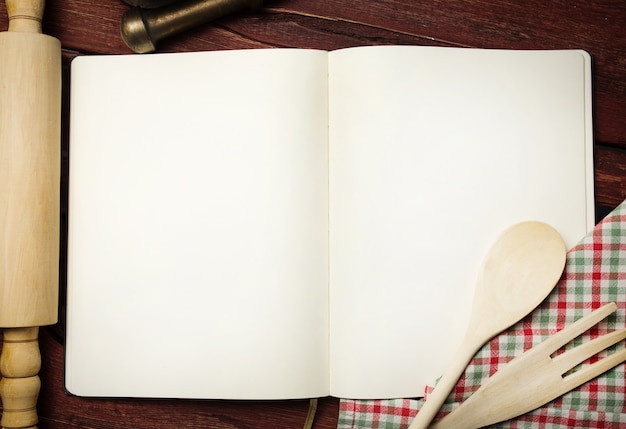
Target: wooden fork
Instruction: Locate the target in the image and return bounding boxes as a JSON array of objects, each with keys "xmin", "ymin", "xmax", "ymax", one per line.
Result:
[{"xmin": 429, "ymin": 302, "xmax": 626, "ymax": 429}]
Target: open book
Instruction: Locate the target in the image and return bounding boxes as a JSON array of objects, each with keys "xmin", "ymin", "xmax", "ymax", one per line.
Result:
[{"xmin": 65, "ymin": 46, "xmax": 594, "ymax": 400}]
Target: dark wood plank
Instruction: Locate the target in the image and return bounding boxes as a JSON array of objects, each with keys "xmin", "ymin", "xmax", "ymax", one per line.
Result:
[
  {"xmin": 595, "ymin": 145, "xmax": 626, "ymax": 218},
  {"xmin": 1, "ymin": 1, "xmax": 626, "ymax": 428}
]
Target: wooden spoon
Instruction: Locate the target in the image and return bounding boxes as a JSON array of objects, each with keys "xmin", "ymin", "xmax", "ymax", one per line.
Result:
[{"xmin": 408, "ymin": 221, "xmax": 566, "ymax": 429}]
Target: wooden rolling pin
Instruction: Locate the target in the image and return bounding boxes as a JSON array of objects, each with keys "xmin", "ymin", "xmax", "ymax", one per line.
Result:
[{"xmin": 0, "ymin": 1, "xmax": 61, "ymax": 428}]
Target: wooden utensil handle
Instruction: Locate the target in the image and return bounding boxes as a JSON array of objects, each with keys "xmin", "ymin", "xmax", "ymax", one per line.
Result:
[
  {"xmin": 0, "ymin": 1, "xmax": 61, "ymax": 428},
  {"xmin": 6, "ymin": 0, "xmax": 44, "ymax": 32},
  {"xmin": 0, "ymin": 329, "xmax": 41, "ymax": 429},
  {"xmin": 408, "ymin": 338, "xmax": 479, "ymax": 429}
]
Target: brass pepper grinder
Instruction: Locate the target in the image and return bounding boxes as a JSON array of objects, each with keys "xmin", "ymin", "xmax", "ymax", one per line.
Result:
[
  {"xmin": 0, "ymin": 0, "xmax": 61, "ymax": 428},
  {"xmin": 121, "ymin": 0, "xmax": 263, "ymax": 53}
]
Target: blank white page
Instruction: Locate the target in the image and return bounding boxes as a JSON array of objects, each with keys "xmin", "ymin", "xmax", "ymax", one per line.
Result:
[
  {"xmin": 328, "ymin": 46, "xmax": 593, "ymax": 399},
  {"xmin": 66, "ymin": 49, "xmax": 330, "ymax": 399}
]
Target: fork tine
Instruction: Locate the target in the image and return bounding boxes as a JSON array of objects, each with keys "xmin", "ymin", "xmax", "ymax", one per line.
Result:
[
  {"xmin": 429, "ymin": 303, "xmax": 625, "ymax": 429},
  {"xmin": 552, "ymin": 328, "xmax": 626, "ymax": 374},
  {"xmin": 561, "ymin": 345, "xmax": 626, "ymax": 392},
  {"xmin": 534, "ymin": 303, "xmax": 618, "ymax": 356}
]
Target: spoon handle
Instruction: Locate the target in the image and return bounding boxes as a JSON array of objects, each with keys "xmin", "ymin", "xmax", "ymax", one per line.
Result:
[{"xmin": 408, "ymin": 336, "xmax": 481, "ymax": 429}]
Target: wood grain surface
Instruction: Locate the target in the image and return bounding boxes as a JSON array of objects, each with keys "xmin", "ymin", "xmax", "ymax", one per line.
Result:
[{"xmin": 1, "ymin": 1, "xmax": 625, "ymax": 428}]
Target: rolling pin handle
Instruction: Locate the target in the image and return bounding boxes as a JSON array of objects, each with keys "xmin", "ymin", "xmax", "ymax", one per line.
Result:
[
  {"xmin": 0, "ymin": 328, "xmax": 41, "ymax": 429},
  {"xmin": 5, "ymin": 0, "xmax": 44, "ymax": 33}
]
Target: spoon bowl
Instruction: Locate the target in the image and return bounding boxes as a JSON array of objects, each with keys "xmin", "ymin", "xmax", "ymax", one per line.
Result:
[
  {"xmin": 470, "ymin": 221, "xmax": 567, "ymax": 339},
  {"xmin": 408, "ymin": 221, "xmax": 566, "ymax": 429}
]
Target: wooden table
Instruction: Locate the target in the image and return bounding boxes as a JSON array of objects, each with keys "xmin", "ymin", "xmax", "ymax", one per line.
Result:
[{"xmin": 1, "ymin": 1, "xmax": 625, "ymax": 428}]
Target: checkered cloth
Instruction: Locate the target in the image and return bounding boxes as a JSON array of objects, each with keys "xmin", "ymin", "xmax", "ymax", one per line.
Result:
[{"xmin": 338, "ymin": 200, "xmax": 626, "ymax": 428}]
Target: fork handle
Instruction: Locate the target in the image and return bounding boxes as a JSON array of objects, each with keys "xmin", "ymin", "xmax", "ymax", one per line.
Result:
[
  {"xmin": 408, "ymin": 338, "xmax": 480, "ymax": 429},
  {"xmin": 428, "ymin": 355, "xmax": 559, "ymax": 429},
  {"xmin": 429, "ymin": 404, "xmax": 479, "ymax": 429},
  {"xmin": 431, "ymin": 303, "xmax": 626, "ymax": 429},
  {"xmin": 428, "ymin": 355, "xmax": 544, "ymax": 429}
]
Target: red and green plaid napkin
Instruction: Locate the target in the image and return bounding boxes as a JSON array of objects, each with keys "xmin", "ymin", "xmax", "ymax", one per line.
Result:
[{"xmin": 338, "ymin": 199, "xmax": 626, "ymax": 428}]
